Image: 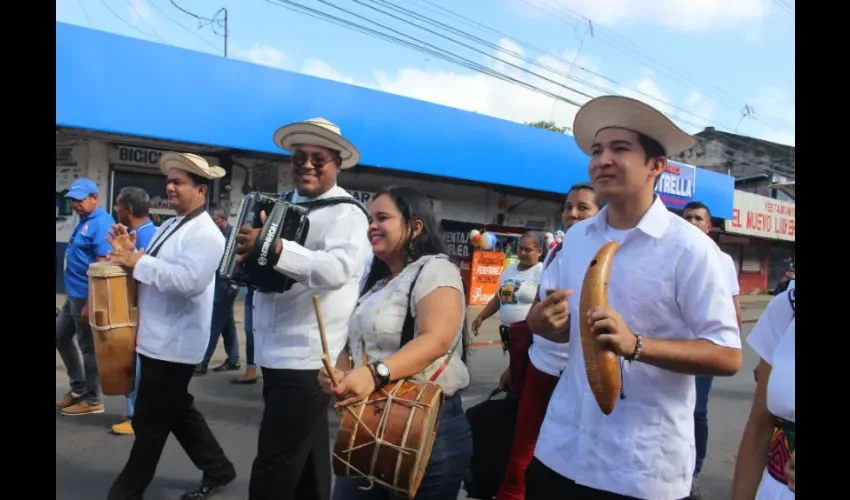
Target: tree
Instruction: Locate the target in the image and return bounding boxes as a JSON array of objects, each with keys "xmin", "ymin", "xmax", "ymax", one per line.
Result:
[{"xmin": 525, "ymin": 120, "xmax": 571, "ymax": 134}]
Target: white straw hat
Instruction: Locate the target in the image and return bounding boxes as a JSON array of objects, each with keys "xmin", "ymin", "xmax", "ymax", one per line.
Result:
[
  {"xmin": 158, "ymin": 152, "xmax": 226, "ymax": 179},
  {"xmin": 272, "ymin": 117, "xmax": 360, "ymax": 169},
  {"xmin": 573, "ymin": 96, "xmax": 697, "ymax": 157}
]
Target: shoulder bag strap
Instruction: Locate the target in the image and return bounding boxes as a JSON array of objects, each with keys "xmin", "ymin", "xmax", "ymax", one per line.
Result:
[{"xmin": 146, "ymin": 206, "xmax": 206, "ymax": 258}]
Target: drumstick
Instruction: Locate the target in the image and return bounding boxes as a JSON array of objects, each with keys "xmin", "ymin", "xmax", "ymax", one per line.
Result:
[{"xmin": 312, "ymin": 295, "xmax": 339, "ymax": 388}]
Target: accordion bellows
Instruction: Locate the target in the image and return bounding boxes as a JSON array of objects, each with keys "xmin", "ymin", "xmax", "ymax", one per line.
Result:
[{"xmin": 219, "ymin": 193, "xmax": 310, "ymax": 294}]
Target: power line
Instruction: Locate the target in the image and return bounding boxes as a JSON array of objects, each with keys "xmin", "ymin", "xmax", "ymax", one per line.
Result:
[
  {"xmin": 97, "ymin": 0, "xmax": 164, "ymax": 43},
  {"xmin": 168, "ymin": 0, "xmax": 228, "ymax": 56},
  {"xmin": 262, "ymin": 0, "xmax": 792, "ymax": 178},
  {"xmin": 147, "ymin": 0, "xmax": 222, "ymax": 51}
]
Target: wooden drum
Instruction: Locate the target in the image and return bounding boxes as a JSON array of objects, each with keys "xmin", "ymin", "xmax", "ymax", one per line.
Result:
[
  {"xmin": 333, "ymin": 379, "xmax": 445, "ymax": 499},
  {"xmin": 87, "ymin": 261, "xmax": 139, "ymax": 396}
]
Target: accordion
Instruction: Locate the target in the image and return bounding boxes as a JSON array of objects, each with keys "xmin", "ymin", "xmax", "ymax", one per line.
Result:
[{"xmin": 220, "ymin": 191, "xmax": 370, "ymax": 294}]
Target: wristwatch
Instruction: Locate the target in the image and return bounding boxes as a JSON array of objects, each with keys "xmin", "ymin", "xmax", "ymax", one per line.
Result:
[{"xmin": 371, "ymin": 361, "xmax": 391, "ymax": 389}]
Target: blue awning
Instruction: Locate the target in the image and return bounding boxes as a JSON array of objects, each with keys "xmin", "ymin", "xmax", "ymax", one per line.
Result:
[{"xmin": 56, "ymin": 22, "xmax": 734, "ymax": 218}]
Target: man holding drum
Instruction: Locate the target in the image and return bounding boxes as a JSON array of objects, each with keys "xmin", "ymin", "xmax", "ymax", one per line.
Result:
[
  {"xmin": 525, "ymin": 96, "xmax": 742, "ymax": 500},
  {"xmin": 233, "ymin": 118, "xmax": 372, "ymax": 500},
  {"xmin": 105, "ymin": 153, "xmax": 236, "ymax": 500}
]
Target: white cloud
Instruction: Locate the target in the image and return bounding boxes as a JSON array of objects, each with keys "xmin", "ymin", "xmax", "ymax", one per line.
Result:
[
  {"xmin": 231, "ymin": 44, "xmax": 288, "ymax": 69},
  {"xmin": 127, "ymin": 0, "xmax": 152, "ymax": 22},
  {"xmin": 510, "ymin": 0, "xmax": 772, "ymax": 31},
  {"xmin": 231, "ymin": 38, "xmax": 720, "ymax": 137}
]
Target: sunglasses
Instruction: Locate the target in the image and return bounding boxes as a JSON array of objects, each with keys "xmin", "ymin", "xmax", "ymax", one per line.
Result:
[{"xmin": 292, "ymin": 151, "xmax": 339, "ymax": 169}]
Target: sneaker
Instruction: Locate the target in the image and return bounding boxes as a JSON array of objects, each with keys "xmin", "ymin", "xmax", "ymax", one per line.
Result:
[
  {"xmin": 61, "ymin": 401, "xmax": 105, "ymax": 416},
  {"xmin": 111, "ymin": 420, "xmax": 134, "ymax": 435},
  {"xmin": 56, "ymin": 392, "xmax": 81, "ymax": 410}
]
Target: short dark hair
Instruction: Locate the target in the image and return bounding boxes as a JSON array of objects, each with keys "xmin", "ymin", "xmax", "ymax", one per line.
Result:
[
  {"xmin": 684, "ymin": 201, "xmax": 711, "ymax": 218},
  {"xmin": 635, "ymin": 133, "xmax": 667, "ymax": 188},
  {"xmin": 210, "ymin": 207, "xmax": 227, "ymax": 220},
  {"xmin": 186, "ymin": 172, "xmax": 211, "ymax": 191},
  {"xmin": 117, "ymin": 186, "xmax": 150, "ymax": 217}
]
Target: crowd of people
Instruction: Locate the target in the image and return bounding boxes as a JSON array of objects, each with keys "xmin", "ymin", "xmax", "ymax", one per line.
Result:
[{"xmin": 56, "ymin": 96, "xmax": 794, "ymax": 500}]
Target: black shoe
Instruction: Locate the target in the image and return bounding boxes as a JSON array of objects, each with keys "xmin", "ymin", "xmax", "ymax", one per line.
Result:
[
  {"xmin": 180, "ymin": 476, "xmax": 233, "ymax": 500},
  {"xmin": 193, "ymin": 365, "xmax": 208, "ymax": 376},
  {"xmin": 212, "ymin": 361, "xmax": 241, "ymax": 372}
]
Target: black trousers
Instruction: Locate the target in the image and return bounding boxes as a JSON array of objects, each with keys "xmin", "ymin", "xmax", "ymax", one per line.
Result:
[
  {"xmin": 248, "ymin": 367, "xmax": 331, "ymax": 500},
  {"xmin": 107, "ymin": 354, "xmax": 236, "ymax": 500},
  {"xmin": 526, "ymin": 457, "xmax": 642, "ymax": 500}
]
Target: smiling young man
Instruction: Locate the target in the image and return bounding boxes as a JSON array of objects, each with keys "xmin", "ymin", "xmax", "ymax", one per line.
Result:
[
  {"xmin": 525, "ymin": 96, "xmax": 742, "ymax": 500},
  {"xmin": 233, "ymin": 118, "xmax": 372, "ymax": 500}
]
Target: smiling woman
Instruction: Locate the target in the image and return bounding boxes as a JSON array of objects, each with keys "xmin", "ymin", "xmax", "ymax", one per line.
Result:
[{"xmin": 319, "ymin": 185, "xmax": 473, "ymax": 499}]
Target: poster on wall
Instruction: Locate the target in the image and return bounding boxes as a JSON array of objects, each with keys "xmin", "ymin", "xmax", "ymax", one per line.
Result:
[
  {"xmin": 655, "ymin": 160, "xmax": 696, "ymax": 209},
  {"xmin": 468, "ymin": 251, "xmax": 506, "ymax": 306}
]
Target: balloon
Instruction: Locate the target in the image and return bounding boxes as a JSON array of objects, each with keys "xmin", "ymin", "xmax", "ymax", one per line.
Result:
[
  {"xmin": 554, "ymin": 230, "xmax": 565, "ymax": 243},
  {"xmin": 470, "ymin": 229, "xmax": 482, "ymax": 246},
  {"xmin": 480, "ymin": 231, "xmax": 497, "ymax": 250}
]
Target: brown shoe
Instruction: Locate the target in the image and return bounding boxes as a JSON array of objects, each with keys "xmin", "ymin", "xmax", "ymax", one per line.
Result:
[
  {"xmin": 56, "ymin": 392, "xmax": 81, "ymax": 410},
  {"xmin": 61, "ymin": 401, "xmax": 105, "ymax": 416}
]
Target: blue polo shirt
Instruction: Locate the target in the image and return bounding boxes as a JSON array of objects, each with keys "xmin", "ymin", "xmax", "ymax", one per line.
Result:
[
  {"xmin": 132, "ymin": 220, "xmax": 157, "ymax": 252},
  {"xmin": 63, "ymin": 207, "xmax": 115, "ymax": 299}
]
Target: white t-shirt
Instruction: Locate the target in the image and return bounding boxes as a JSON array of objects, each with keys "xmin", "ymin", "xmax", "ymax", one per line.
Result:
[
  {"xmin": 348, "ymin": 254, "xmax": 470, "ymax": 397},
  {"xmin": 497, "ymin": 262, "xmax": 543, "ymax": 326},
  {"xmin": 746, "ymin": 290, "xmax": 795, "ymax": 500},
  {"xmin": 529, "ymin": 247, "xmax": 568, "ymax": 376}
]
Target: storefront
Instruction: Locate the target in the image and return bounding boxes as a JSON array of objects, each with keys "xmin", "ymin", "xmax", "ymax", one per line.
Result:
[{"xmin": 720, "ymin": 190, "xmax": 795, "ymax": 294}]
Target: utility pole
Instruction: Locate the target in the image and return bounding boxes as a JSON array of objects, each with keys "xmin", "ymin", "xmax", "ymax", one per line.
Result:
[{"xmin": 222, "ymin": 8, "xmax": 228, "ymax": 58}]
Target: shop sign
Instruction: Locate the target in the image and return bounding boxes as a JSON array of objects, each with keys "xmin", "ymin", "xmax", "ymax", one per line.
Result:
[
  {"xmin": 348, "ymin": 189, "xmax": 377, "ymax": 207},
  {"xmin": 110, "ymin": 145, "xmax": 164, "ymax": 167},
  {"xmin": 655, "ymin": 161, "xmax": 696, "ymax": 209},
  {"xmin": 725, "ymin": 190, "xmax": 795, "ymax": 241}
]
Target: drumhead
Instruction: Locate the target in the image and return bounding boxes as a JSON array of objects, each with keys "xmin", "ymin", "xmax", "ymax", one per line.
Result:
[{"xmin": 87, "ymin": 261, "xmax": 130, "ymax": 278}]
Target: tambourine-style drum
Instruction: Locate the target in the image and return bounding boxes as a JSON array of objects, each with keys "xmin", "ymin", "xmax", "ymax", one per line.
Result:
[
  {"xmin": 87, "ymin": 261, "xmax": 138, "ymax": 395},
  {"xmin": 333, "ymin": 378, "xmax": 444, "ymax": 499}
]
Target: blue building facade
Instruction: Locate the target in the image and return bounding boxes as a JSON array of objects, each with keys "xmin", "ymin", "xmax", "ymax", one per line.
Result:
[{"xmin": 56, "ymin": 22, "xmax": 733, "ymax": 214}]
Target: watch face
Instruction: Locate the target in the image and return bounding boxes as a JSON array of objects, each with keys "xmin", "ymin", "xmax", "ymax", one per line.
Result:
[{"xmin": 376, "ymin": 363, "xmax": 390, "ymax": 377}]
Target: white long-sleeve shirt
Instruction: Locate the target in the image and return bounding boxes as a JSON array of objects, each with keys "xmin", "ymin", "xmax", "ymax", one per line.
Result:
[
  {"xmin": 134, "ymin": 211, "xmax": 225, "ymax": 365},
  {"xmin": 252, "ymin": 185, "xmax": 372, "ymax": 370}
]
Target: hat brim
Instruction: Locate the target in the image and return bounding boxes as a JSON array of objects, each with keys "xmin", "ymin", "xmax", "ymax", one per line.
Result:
[
  {"xmin": 573, "ymin": 96, "xmax": 697, "ymax": 158},
  {"xmin": 158, "ymin": 152, "xmax": 226, "ymax": 180},
  {"xmin": 64, "ymin": 187, "xmax": 90, "ymax": 200},
  {"xmin": 273, "ymin": 122, "xmax": 360, "ymax": 169}
]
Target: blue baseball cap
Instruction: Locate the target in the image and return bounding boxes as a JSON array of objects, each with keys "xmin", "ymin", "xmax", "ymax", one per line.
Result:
[{"xmin": 65, "ymin": 178, "xmax": 99, "ymax": 201}]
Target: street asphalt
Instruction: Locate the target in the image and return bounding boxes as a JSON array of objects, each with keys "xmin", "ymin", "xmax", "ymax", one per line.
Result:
[{"xmin": 56, "ymin": 296, "xmax": 770, "ymax": 500}]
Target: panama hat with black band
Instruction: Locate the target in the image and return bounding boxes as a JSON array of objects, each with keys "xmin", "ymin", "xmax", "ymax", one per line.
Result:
[
  {"xmin": 272, "ymin": 117, "xmax": 360, "ymax": 169},
  {"xmin": 573, "ymin": 95, "xmax": 697, "ymax": 158},
  {"xmin": 158, "ymin": 152, "xmax": 226, "ymax": 180}
]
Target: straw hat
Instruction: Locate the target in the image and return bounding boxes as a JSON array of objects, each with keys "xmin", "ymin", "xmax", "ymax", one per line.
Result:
[
  {"xmin": 272, "ymin": 117, "xmax": 360, "ymax": 169},
  {"xmin": 573, "ymin": 96, "xmax": 697, "ymax": 157},
  {"xmin": 158, "ymin": 152, "xmax": 226, "ymax": 179}
]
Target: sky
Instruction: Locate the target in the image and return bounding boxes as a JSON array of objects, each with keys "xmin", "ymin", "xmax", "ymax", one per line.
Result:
[{"xmin": 56, "ymin": 0, "xmax": 795, "ymax": 148}]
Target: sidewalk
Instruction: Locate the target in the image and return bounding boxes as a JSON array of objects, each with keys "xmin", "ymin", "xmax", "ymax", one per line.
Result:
[{"xmin": 55, "ymin": 293, "xmax": 772, "ymax": 369}]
